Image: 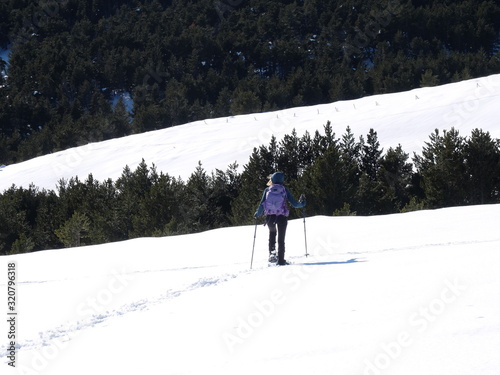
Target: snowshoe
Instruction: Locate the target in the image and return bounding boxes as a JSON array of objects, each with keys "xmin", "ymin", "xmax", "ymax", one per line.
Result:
[
  {"xmin": 277, "ymin": 259, "xmax": 291, "ymax": 266},
  {"xmin": 268, "ymin": 252, "xmax": 278, "ymax": 263}
]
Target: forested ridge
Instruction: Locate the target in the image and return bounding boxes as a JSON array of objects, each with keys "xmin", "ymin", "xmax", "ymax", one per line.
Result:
[
  {"xmin": 1, "ymin": 0, "xmax": 499, "ymax": 164},
  {"xmin": 2, "ymin": 124, "xmax": 500, "ymax": 254},
  {"xmin": 1, "ymin": 0, "xmax": 500, "ymax": 254}
]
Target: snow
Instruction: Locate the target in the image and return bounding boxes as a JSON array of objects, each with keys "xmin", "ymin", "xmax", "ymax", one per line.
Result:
[
  {"xmin": 1, "ymin": 74, "xmax": 500, "ymax": 192},
  {"xmin": 1, "ymin": 75, "xmax": 500, "ymax": 374},
  {"xmin": 1, "ymin": 205, "xmax": 500, "ymax": 374}
]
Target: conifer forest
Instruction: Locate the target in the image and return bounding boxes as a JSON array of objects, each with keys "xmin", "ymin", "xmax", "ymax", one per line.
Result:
[{"xmin": 1, "ymin": 0, "xmax": 499, "ymax": 254}]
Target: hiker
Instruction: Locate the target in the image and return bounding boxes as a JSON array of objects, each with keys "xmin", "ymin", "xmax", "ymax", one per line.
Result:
[{"xmin": 254, "ymin": 172, "xmax": 306, "ymax": 265}]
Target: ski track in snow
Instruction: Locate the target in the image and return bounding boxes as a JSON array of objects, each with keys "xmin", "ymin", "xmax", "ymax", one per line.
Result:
[
  {"xmin": 3, "ymin": 235, "xmax": 499, "ymax": 358},
  {"xmin": 0, "ymin": 269, "xmax": 244, "ymax": 357},
  {"xmin": 2, "ymin": 231, "xmax": 498, "ymax": 360}
]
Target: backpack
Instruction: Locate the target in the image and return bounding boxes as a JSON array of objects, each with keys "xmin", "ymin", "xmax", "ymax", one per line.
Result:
[{"xmin": 263, "ymin": 184, "xmax": 289, "ymax": 216}]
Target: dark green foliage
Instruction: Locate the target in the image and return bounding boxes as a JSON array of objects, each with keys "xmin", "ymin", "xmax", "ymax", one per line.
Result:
[
  {"xmin": 464, "ymin": 129, "xmax": 500, "ymax": 204},
  {"xmin": 300, "ymin": 143, "xmax": 345, "ymax": 215},
  {"xmin": 1, "ymin": 126, "xmax": 500, "ymax": 254},
  {"xmin": 338, "ymin": 126, "xmax": 361, "ymax": 204},
  {"xmin": 414, "ymin": 128, "xmax": 468, "ymax": 207},
  {"xmin": 355, "ymin": 129, "xmax": 391, "ymax": 215},
  {"xmin": 360, "ymin": 128, "xmax": 383, "ymax": 181},
  {"xmin": 379, "ymin": 145, "xmax": 413, "ymax": 211},
  {"xmin": 55, "ymin": 211, "xmax": 90, "ymax": 248},
  {"xmin": 415, "ymin": 128, "xmax": 500, "ymax": 207},
  {"xmin": 1, "ymin": 0, "xmax": 499, "ymax": 164},
  {"xmin": 0, "ymin": 184, "xmax": 60, "ymax": 254},
  {"xmin": 210, "ymin": 163, "xmax": 242, "ymax": 227},
  {"xmin": 333, "ymin": 203, "xmax": 357, "ymax": 217}
]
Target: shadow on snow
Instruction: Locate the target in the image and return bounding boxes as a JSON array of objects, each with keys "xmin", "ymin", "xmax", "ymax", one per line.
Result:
[{"xmin": 298, "ymin": 258, "xmax": 366, "ymax": 266}]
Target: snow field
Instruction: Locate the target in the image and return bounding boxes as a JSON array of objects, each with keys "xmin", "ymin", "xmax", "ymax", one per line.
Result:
[{"xmin": 1, "ymin": 203, "xmax": 500, "ymax": 374}]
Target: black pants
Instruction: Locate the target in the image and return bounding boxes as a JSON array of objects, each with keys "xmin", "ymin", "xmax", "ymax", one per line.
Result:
[{"xmin": 266, "ymin": 215, "xmax": 288, "ymax": 263}]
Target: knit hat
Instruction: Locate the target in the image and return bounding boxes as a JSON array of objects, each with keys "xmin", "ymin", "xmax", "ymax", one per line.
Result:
[{"xmin": 267, "ymin": 171, "xmax": 285, "ymax": 185}]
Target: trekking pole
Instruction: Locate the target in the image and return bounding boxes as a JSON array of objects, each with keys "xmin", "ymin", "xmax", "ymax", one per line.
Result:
[
  {"xmin": 299, "ymin": 194, "xmax": 309, "ymax": 257},
  {"xmin": 250, "ymin": 219, "xmax": 258, "ymax": 269}
]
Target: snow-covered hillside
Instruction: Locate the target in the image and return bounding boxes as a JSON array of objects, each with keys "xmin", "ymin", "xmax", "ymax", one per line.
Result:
[
  {"xmin": 1, "ymin": 75, "xmax": 500, "ymax": 374},
  {"xmin": 1, "ymin": 74, "xmax": 500, "ymax": 192},
  {"xmin": 1, "ymin": 204, "xmax": 500, "ymax": 374}
]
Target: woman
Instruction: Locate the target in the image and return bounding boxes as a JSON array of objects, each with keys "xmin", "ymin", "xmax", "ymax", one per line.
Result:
[{"xmin": 254, "ymin": 172, "xmax": 306, "ymax": 265}]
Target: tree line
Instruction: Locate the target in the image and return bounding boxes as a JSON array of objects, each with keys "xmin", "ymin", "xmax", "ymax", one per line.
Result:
[
  {"xmin": 1, "ymin": 123, "xmax": 499, "ymax": 255},
  {"xmin": 1, "ymin": 0, "xmax": 499, "ymax": 164}
]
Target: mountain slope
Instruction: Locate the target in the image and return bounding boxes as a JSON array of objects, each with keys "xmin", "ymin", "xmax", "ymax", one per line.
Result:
[
  {"xmin": 1, "ymin": 204, "xmax": 500, "ymax": 374},
  {"xmin": 2, "ymin": 74, "xmax": 500, "ymax": 374},
  {"xmin": 1, "ymin": 74, "xmax": 500, "ymax": 192}
]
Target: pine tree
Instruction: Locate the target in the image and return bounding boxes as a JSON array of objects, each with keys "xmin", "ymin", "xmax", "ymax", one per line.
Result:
[
  {"xmin": 300, "ymin": 143, "xmax": 345, "ymax": 216},
  {"xmin": 114, "ymin": 160, "xmax": 154, "ymax": 238},
  {"xmin": 317, "ymin": 121, "xmax": 336, "ymax": 154},
  {"xmin": 464, "ymin": 129, "xmax": 500, "ymax": 204},
  {"xmin": 8, "ymin": 234, "xmax": 35, "ymax": 255},
  {"xmin": 0, "ymin": 186, "xmax": 31, "ymax": 254},
  {"xmin": 184, "ymin": 162, "xmax": 212, "ymax": 233},
  {"xmin": 379, "ymin": 145, "xmax": 414, "ymax": 212},
  {"xmin": 339, "ymin": 126, "xmax": 361, "ymax": 205},
  {"xmin": 356, "ymin": 129, "xmax": 387, "ymax": 215},
  {"xmin": 110, "ymin": 96, "xmax": 132, "ymax": 137},
  {"xmin": 414, "ymin": 128, "xmax": 467, "ymax": 208},
  {"xmin": 210, "ymin": 163, "xmax": 241, "ymax": 228},
  {"xmin": 276, "ymin": 129, "xmax": 301, "ymax": 182},
  {"xmin": 55, "ymin": 211, "xmax": 90, "ymax": 248},
  {"xmin": 419, "ymin": 69, "xmax": 440, "ymax": 87},
  {"xmin": 230, "ymin": 88, "xmax": 262, "ymax": 115},
  {"xmin": 360, "ymin": 128, "xmax": 383, "ymax": 181}
]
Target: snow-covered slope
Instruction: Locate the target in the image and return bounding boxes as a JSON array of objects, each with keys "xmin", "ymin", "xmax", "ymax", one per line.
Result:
[
  {"xmin": 2, "ymin": 75, "xmax": 500, "ymax": 374},
  {"xmin": 1, "ymin": 74, "xmax": 500, "ymax": 192},
  {"xmin": 1, "ymin": 204, "xmax": 500, "ymax": 374}
]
